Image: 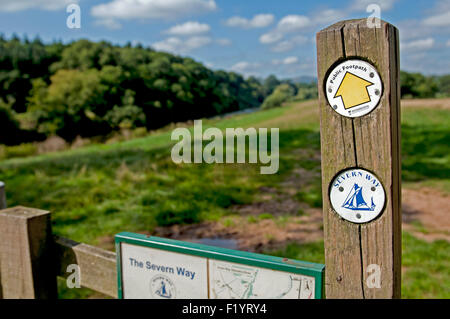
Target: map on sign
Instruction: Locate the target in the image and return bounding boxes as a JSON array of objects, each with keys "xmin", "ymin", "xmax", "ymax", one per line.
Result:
[
  {"xmin": 115, "ymin": 232, "xmax": 324, "ymax": 299},
  {"xmin": 209, "ymin": 260, "xmax": 315, "ymax": 299}
]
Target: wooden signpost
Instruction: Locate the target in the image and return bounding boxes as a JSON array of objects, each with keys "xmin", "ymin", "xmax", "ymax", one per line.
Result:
[
  {"xmin": 116, "ymin": 232, "xmax": 324, "ymax": 299},
  {"xmin": 316, "ymin": 19, "xmax": 401, "ymax": 298}
]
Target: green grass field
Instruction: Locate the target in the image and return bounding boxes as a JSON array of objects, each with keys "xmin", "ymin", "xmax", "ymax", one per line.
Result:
[
  {"xmin": 0, "ymin": 99, "xmax": 449, "ymax": 298},
  {"xmin": 269, "ymin": 232, "xmax": 450, "ymax": 299}
]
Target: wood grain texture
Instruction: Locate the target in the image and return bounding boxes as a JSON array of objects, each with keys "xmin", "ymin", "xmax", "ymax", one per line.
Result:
[
  {"xmin": 0, "ymin": 183, "xmax": 5, "ymax": 298},
  {"xmin": 0, "ymin": 206, "xmax": 57, "ymax": 299},
  {"xmin": 317, "ymin": 19, "xmax": 401, "ymax": 298},
  {"xmin": 55, "ymin": 236, "xmax": 117, "ymax": 298},
  {"xmin": 0, "ymin": 182, "xmax": 6, "ymax": 210}
]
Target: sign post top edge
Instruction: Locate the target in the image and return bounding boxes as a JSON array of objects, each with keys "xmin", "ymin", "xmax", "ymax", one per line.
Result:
[
  {"xmin": 115, "ymin": 232, "xmax": 325, "ymax": 275},
  {"xmin": 317, "ymin": 18, "xmax": 397, "ymax": 33}
]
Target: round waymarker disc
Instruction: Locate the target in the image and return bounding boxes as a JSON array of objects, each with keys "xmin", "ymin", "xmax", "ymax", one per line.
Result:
[
  {"xmin": 325, "ymin": 59, "xmax": 382, "ymax": 118},
  {"xmin": 329, "ymin": 168, "xmax": 386, "ymax": 224}
]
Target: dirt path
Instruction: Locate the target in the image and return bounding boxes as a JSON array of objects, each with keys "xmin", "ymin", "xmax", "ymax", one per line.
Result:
[
  {"xmin": 152, "ymin": 186, "xmax": 449, "ymax": 253},
  {"xmin": 155, "ymin": 208, "xmax": 324, "ymax": 253},
  {"xmin": 401, "ymin": 98, "xmax": 450, "ymax": 110},
  {"xmin": 402, "ymin": 188, "xmax": 450, "ymax": 242}
]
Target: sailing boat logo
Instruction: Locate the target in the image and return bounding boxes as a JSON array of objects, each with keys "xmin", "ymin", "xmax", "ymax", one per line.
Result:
[
  {"xmin": 150, "ymin": 275, "xmax": 176, "ymax": 299},
  {"xmin": 342, "ymin": 183, "xmax": 376, "ymax": 211},
  {"xmin": 330, "ymin": 168, "xmax": 385, "ymax": 223}
]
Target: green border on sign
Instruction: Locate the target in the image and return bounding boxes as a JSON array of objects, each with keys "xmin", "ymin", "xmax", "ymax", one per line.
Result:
[{"xmin": 115, "ymin": 232, "xmax": 325, "ymax": 299}]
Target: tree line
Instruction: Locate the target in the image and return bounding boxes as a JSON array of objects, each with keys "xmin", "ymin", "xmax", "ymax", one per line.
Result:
[
  {"xmin": 260, "ymin": 72, "xmax": 450, "ymax": 110},
  {"xmin": 0, "ymin": 36, "xmax": 269, "ymax": 145},
  {"xmin": 0, "ymin": 35, "xmax": 449, "ymax": 146}
]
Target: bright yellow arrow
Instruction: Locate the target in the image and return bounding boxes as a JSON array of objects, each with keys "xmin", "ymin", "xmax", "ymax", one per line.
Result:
[{"xmin": 334, "ymin": 72, "xmax": 374, "ymax": 109}]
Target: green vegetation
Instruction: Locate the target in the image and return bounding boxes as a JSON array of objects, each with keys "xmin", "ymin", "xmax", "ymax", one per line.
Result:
[
  {"xmin": 295, "ymin": 185, "xmax": 322, "ymax": 208},
  {"xmin": 268, "ymin": 241, "xmax": 325, "ymax": 264},
  {"xmin": 1, "ymin": 101, "xmax": 448, "ymax": 243},
  {"xmin": 435, "ymin": 75, "xmax": 450, "ymax": 98},
  {"xmin": 2, "ymin": 36, "xmax": 448, "ymax": 148},
  {"xmin": 0, "ymin": 36, "xmax": 266, "ymax": 144},
  {"xmin": 401, "ymin": 108, "xmax": 450, "ymax": 189},
  {"xmin": 263, "ymin": 70, "xmax": 450, "ymax": 110},
  {"xmin": 401, "ymin": 233, "xmax": 450, "ymax": 298},
  {"xmin": 401, "ymin": 71, "xmax": 439, "ymax": 98},
  {"xmin": 293, "ymin": 83, "xmax": 318, "ymax": 102},
  {"xmin": 400, "ymin": 71, "xmax": 450, "ymax": 99},
  {"xmin": 261, "ymin": 84, "xmax": 296, "ymax": 109},
  {"xmin": 0, "ymin": 142, "xmax": 37, "ymax": 160},
  {"xmin": 261, "ymin": 81, "xmax": 318, "ymax": 109},
  {"xmin": 0, "ymin": 97, "xmax": 448, "ymax": 299},
  {"xmin": 268, "ymin": 232, "xmax": 450, "ymax": 299},
  {"xmin": 0, "ymin": 106, "xmax": 297, "ymax": 244}
]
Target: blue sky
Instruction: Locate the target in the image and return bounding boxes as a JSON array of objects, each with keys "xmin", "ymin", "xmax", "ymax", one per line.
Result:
[{"xmin": 0, "ymin": 0, "xmax": 449, "ymax": 79}]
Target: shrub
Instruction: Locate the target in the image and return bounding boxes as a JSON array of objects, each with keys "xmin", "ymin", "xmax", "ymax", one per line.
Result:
[
  {"xmin": 296, "ymin": 183, "xmax": 323, "ymax": 208},
  {"xmin": 294, "ymin": 86, "xmax": 318, "ymax": 101},
  {"xmin": 0, "ymin": 102, "xmax": 21, "ymax": 145},
  {"xmin": 131, "ymin": 127, "xmax": 148, "ymax": 138},
  {"xmin": 1, "ymin": 143, "xmax": 38, "ymax": 159},
  {"xmin": 261, "ymin": 84, "xmax": 295, "ymax": 109},
  {"xmin": 155, "ymin": 202, "xmax": 200, "ymax": 226}
]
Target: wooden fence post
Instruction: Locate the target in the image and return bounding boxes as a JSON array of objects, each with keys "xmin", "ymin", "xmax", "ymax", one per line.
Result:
[
  {"xmin": 316, "ymin": 19, "xmax": 401, "ymax": 298},
  {"xmin": 0, "ymin": 182, "xmax": 5, "ymax": 298},
  {"xmin": 0, "ymin": 206, "xmax": 57, "ymax": 299},
  {"xmin": 0, "ymin": 181, "xmax": 6, "ymax": 210}
]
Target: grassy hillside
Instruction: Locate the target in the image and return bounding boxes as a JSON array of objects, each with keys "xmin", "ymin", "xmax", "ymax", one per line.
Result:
[{"xmin": 0, "ymin": 99, "xmax": 449, "ymax": 298}]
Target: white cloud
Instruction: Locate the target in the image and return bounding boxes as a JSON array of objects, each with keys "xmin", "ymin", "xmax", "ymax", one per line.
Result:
[
  {"xmin": 283, "ymin": 56, "xmax": 299, "ymax": 65},
  {"xmin": 259, "ymin": 15, "xmax": 310, "ymax": 46},
  {"xmin": 313, "ymin": 9, "xmax": 346, "ymax": 26},
  {"xmin": 259, "ymin": 14, "xmax": 312, "ymax": 48},
  {"xmin": 398, "ymin": 20, "xmax": 430, "ymax": 41},
  {"xmin": 0, "ymin": 0, "xmax": 77, "ymax": 12},
  {"xmin": 273, "ymin": 56, "xmax": 299, "ymax": 65},
  {"xmin": 423, "ymin": 11, "xmax": 450, "ymax": 27},
  {"xmin": 225, "ymin": 14, "xmax": 274, "ymax": 29},
  {"xmin": 164, "ymin": 21, "xmax": 210, "ymax": 36},
  {"xmin": 216, "ymin": 38, "xmax": 232, "ymax": 46},
  {"xmin": 401, "ymin": 38, "xmax": 435, "ymax": 51},
  {"xmin": 271, "ymin": 35, "xmax": 308, "ymax": 53},
  {"xmin": 92, "ymin": 0, "xmax": 217, "ymax": 28},
  {"xmin": 230, "ymin": 61, "xmax": 261, "ymax": 76},
  {"xmin": 277, "ymin": 15, "xmax": 311, "ymax": 32},
  {"xmin": 152, "ymin": 36, "xmax": 212, "ymax": 54},
  {"xmin": 351, "ymin": 0, "xmax": 397, "ymax": 11},
  {"xmin": 447, "ymin": 40, "xmax": 450, "ymax": 47},
  {"xmin": 95, "ymin": 18, "xmax": 122, "ymax": 30},
  {"xmin": 259, "ymin": 32, "xmax": 283, "ymax": 44}
]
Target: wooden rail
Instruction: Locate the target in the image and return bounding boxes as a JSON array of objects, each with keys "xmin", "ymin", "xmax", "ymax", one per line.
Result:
[
  {"xmin": 55, "ymin": 236, "xmax": 117, "ymax": 298},
  {"xmin": 0, "ymin": 206, "xmax": 118, "ymax": 299}
]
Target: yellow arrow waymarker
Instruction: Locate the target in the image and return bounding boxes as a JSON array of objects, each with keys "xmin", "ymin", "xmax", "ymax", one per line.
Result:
[{"xmin": 334, "ymin": 72, "xmax": 374, "ymax": 109}]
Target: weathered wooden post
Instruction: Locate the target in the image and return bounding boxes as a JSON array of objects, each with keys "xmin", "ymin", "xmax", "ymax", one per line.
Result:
[
  {"xmin": 316, "ymin": 19, "xmax": 401, "ymax": 298},
  {"xmin": 0, "ymin": 206, "xmax": 57, "ymax": 298},
  {"xmin": 0, "ymin": 181, "xmax": 5, "ymax": 298},
  {"xmin": 0, "ymin": 181, "xmax": 6, "ymax": 210}
]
